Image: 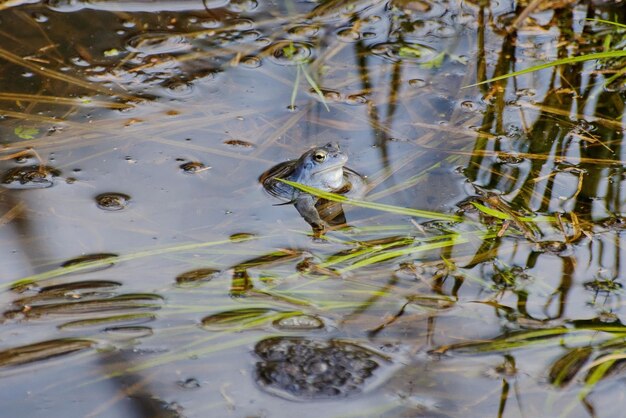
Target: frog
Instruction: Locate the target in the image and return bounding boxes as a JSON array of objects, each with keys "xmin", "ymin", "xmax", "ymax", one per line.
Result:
[{"xmin": 259, "ymin": 142, "xmax": 365, "ymax": 231}]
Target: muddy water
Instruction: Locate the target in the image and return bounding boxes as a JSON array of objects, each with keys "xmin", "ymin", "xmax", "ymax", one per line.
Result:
[{"xmin": 0, "ymin": 1, "xmax": 626, "ymax": 417}]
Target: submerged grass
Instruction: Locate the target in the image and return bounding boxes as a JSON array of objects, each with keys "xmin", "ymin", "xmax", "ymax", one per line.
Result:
[{"xmin": 4, "ymin": 235, "xmax": 259, "ymax": 289}]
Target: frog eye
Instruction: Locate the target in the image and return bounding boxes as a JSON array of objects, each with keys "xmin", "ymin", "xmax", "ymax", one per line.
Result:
[{"xmin": 313, "ymin": 151, "xmax": 327, "ymax": 162}]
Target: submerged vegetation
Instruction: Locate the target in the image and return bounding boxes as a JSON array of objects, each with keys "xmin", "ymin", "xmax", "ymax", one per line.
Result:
[{"xmin": 0, "ymin": 0, "xmax": 626, "ymax": 417}]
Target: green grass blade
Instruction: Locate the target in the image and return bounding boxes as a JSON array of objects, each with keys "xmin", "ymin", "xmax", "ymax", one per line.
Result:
[
  {"xmin": 471, "ymin": 202, "xmax": 556, "ymax": 222},
  {"xmin": 301, "ymin": 64, "xmax": 330, "ymax": 111},
  {"xmin": 277, "ymin": 178, "xmax": 462, "ymax": 222},
  {"xmin": 4, "ymin": 236, "xmax": 258, "ymax": 289},
  {"xmin": 291, "ymin": 64, "xmax": 301, "ymax": 109},
  {"xmin": 339, "ymin": 236, "xmax": 466, "ymax": 273},
  {"xmin": 465, "ymin": 50, "xmax": 626, "ymax": 88},
  {"xmin": 586, "ymin": 18, "xmax": 626, "ymax": 30}
]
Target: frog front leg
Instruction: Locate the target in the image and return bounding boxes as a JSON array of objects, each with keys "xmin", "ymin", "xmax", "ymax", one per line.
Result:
[{"xmin": 294, "ymin": 194, "xmax": 325, "ymax": 231}]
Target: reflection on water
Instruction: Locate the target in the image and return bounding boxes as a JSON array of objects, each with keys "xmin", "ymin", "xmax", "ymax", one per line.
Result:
[{"xmin": 0, "ymin": 0, "xmax": 626, "ymax": 417}]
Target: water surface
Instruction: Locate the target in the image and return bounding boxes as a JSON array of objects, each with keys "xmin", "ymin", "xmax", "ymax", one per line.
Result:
[{"xmin": 1, "ymin": 1, "xmax": 626, "ymax": 417}]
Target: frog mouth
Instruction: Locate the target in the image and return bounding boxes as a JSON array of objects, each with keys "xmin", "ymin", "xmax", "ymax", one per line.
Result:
[{"xmin": 312, "ymin": 164, "xmax": 344, "ymax": 175}]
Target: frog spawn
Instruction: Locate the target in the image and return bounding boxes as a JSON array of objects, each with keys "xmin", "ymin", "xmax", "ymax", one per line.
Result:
[{"xmin": 254, "ymin": 337, "xmax": 386, "ymax": 400}]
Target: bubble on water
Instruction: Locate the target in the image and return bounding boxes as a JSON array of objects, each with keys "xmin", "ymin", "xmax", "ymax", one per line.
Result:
[
  {"xmin": 371, "ymin": 42, "xmax": 438, "ymax": 64},
  {"xmin": 15, "ymin": 155, "xmax": 32, "ymax": 164},
  {"xmin": 201, "ymin": 0, "xmax": 230, "ymax": 9},
  {"xmin": 45, "ymin": 0, "xmax": 85, "ymax": 12},
  {"xmin": 337, "ymin": 28, "xmax": 360, "ymax": 42},
  {"xmin": 515, "ymin": 88, "xmax": 536, "ymax": 97},
  {"xmin": 255, "ymin": 37, "xmax": 271, "ymax": 47},
  {"xmin": 345, "ymin": 93, "xmax": 369, "ymax": 105},
  {"xmin": 224, "ymin": 139, "xmax": 255, "ymax": 149},
  {"xmin": 200, "ymin": 18, "xmax": 220, "ymax": 28},
  {"xmin": 33, "ymin": 13, "xmax": 48, "ymax": 23},
  {"xmin": 312, "ymin": 89, "xmax": 341, "ymax": 102},
  {"xmin": 2, "ymin": 165, "xmax": 61, "ymax": 189},
  {"xmin": 496, "ymin": 152, "xmax": 524, "ymax": 165},
  {"xmin": 179, "ymin": 161, "xmax": 209, "ymax": 174},
  {"xmin": 163, "ymin": 79, "xmax": 195, "ymax": 98},
  {"xmin": 227, "ymin": 0, "xmax": 258, "ymax": 12},
  {"xmin": 288, "ymin": 25, "xmax": 319, "ymax": 38},
  {"xmin": 408, "ymin": 78, "xmax": 426, "ymax": 87},
  {"xmin": 241, "ymin": 56, "xmax": 262, "ymax": 68},
  {"xmin": 239, "ymin": 30, "xmax": 261, "ymax": 42},
  {"xmin": 534, "ymin": 240, "xmax": 568, "ymax": 254},
  {"xmin": 70, "ymin": 56, "xmax": 91, "ymax": 67},
  {"xmin": 178, "ymin": 378, "xmax": 201, "ymax": 389},
  {"xmin": 95, "ymin": 193, "xmax": 131, "ymax": 211},
  {"xmin": 435, "ymin": 26, "xmax": 456, "ymax": 37},
  {"xmin": 273, "ymin": 315, "xmax": 324, "ymax": 330},
  {"xmin": 230, "ymin": 18, "xmax": 254, "ymax": 31},
  {"xmin": 127, "ymin": 33, "xmax": 191, "ymax": 55},
  {"xmin": 460, "ymin": 100, "xmax": 476, "ymax": 111},
  {"xmin": 363, "ymin": 15, "xmax": 381, "ymax": 24},
  {"xmin": 268, "ymin": 41, "xmax": 314, "ymax": 66}
]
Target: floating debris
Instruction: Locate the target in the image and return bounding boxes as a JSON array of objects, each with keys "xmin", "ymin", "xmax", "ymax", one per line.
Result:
[
  {"xmin": 273, "ymin": 314, "xmax": 324, "ymax": 331},
  {"xmin": 95, "ymin": 193, "xmax": 131, "ymax": 211},
  {"xmin": 179, "ymin": 161, "xmax": 210, "ymax": 174},
  {"xmin": 0, "ymin": 338, "xmax": 95, "ymax": 368},
  {"xmin": 175, "ymin": 268, "xmax": 220, "ymax": 285},
  {"xmin": 5, "ymin": 293, "xmax": 163, "ymax": 320},
  {"xmin": 229, "ymin": 232, "xmax": 256, "ymax": 242},
  {"xmin": 240, "ymin": 56, "xmax": 262, "ymax": 68},
  {"xmin": 268, "ymin": 41, "xmax": 314, "ymax": 66},
  {"xmin": 1, "ymin": 165, "xmax": 61, "ymax": 189},
  {"xmin": 103, "ymin": 325, "xmax": 154, "ymax": 339},
  {"xmin": 177, "ymin": 378, "xmax": 201, "ymax": 390},
  {"xmin": 59, "ymin": 313, "xmax": 156, "ymax": 330},
  {"xmin": 61, "ymin": 253, "xmax": 119, "ymax": 271},
  {"xmin": 201, "ymin": 308, "xmax": 288, "ymax": 330},
  {"xmin": 223, "ymin": 139, "xmax": 255, "ymax": 149},
  {"xmin": 126, "ymin": 33, "xmax": 192, "ymax": 55},
  {"xmin": 14, "ymin": 280, "xmax": 122, "ymax": 305}
]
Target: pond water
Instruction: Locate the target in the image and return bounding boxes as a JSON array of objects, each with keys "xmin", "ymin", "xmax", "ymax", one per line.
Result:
[{"xmin": 1, "ymin": 1, "xmax": 626, "ymax": 417}]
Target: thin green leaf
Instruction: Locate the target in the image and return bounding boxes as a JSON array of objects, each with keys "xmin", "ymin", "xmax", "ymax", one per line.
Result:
[
  {"xmin": 5, "ymin": 236, "xmax": 258, "ymax": 289},
  {"xmin": 465, "ymin": 50, "xmax": 626, "ymax": 88},
  {"xmin": 277, "ymin": 178, "xmax": 462, "ymax": 222},
  {"xmin": 339, "ymin": 236, "xmax": 467, "ymax": 273},
  {"xmin": 471, "ymin": 202, "xmax": 511, "ymax": 220},
  {"xmin": 471, "ymin": 202, "xmax": 556, "ymax": 223},
  {"xmin": 301, "ymin": 65, "xmax": 330, "ymax": 111},
  {"xmin": 586, "ymin": 18, "xmax": 626, "ymax": 30},
  {"xmin": 291, "ymin": 64, "xmax": 301, "ymax": 109},
  {"xmin": 579, "ymin": 355, "xmax": 617, "ymax": 400}
]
